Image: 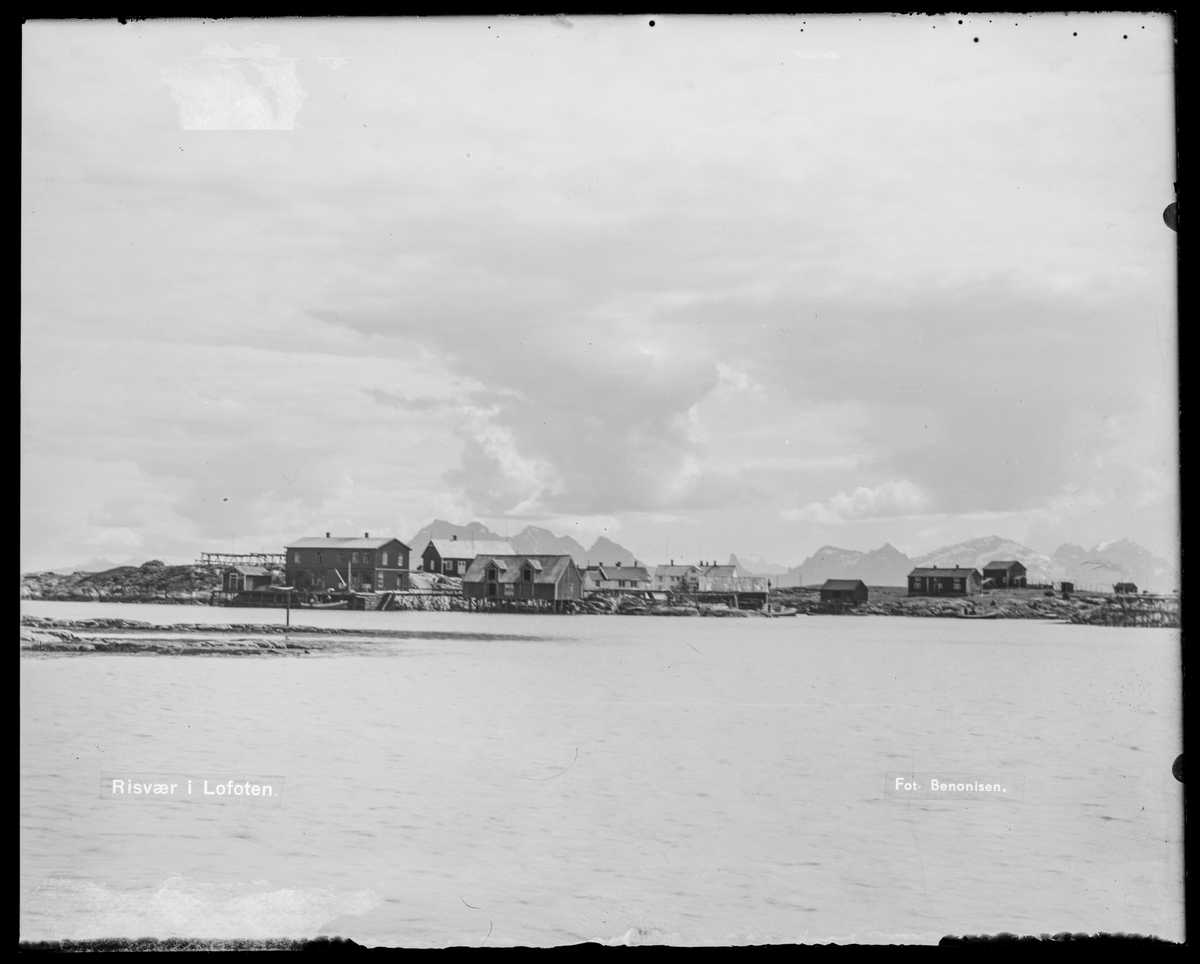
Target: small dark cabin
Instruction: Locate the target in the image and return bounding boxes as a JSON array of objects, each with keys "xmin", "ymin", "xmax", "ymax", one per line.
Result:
[
  {"xmin": 224, "ymin": 565, "xmax": 273, "ymax": 593},
  {"xmin": 820, "ymin": 579, "xmax": 869, "ymax": 604}
]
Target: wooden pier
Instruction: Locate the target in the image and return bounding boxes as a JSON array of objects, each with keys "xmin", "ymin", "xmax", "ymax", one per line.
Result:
[
  {"xmin": 676, "ymin": 590, "xmax": 768, "ymax": 611},
  {"xmin": 198, "ymin": 552, "xmax": 286, "ymax": 568}
]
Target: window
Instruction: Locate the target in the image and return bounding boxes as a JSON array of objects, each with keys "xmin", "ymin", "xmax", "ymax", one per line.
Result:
[
  {"xmin": 955, "ymin": 579, "xmax": 963, "ymax": 591},
  {"xmin": 316, "ymin": 552, "xmax": 324, "ymax": 564},
  {"xmin": 487, "ymin": 565, "xmax": 498, "ymax": 582},
  {"xmin": 292, "ymin": 551, "xmax": 300, "ymax": 564},
  {"xmin": 523, "ymin": 567, "xmax": 533, "ymax": 583}
]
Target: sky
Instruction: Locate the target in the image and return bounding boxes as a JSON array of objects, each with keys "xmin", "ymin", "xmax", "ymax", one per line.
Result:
[{"xmin": 21, "ymin": 14, "xmax": 1179, "ymax": 572}]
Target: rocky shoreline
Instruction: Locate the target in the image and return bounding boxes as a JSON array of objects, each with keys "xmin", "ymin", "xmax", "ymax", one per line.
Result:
[
  {"xmin": 20, "ymin": 583, "xmax": 1179, "ymax": 657},
  {"xmin": 580, "ymin": 588, "xmax": 1179, "ymax": 627},
  {"xmin": 19, "ymin": 615, "xmax": 551, "ymax": 655}
]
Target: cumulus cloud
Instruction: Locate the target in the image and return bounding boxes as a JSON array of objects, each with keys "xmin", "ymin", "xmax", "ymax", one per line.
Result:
[
  {"xmin": 783, "ymin": 480, "xmax": 931, "ymax": 524},
  {"xmin": 19, "ymin": 18, "xmax": 1178, "ymax": 569}
]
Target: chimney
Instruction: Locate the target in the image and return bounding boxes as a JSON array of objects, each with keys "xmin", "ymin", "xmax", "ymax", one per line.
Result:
[
  {"xmin": 364, "ymin": 532, "xmax": 369, "ymax": 539},
  {"xmin": 325, "ymin": 531, "xmax": 331, "ymax": 538},
  {"xmin": 616, "ymin": 560, "xmax": 622, "ymax": 567},
  {"xmin": 451, "ymin": 534, "xmax": 457, "ymax": 541}
]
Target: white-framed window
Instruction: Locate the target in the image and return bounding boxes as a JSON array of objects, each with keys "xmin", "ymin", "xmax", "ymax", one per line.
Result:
[{"xmin": 292, "ymin": 552, "xmax": 300, "ymax": 564}]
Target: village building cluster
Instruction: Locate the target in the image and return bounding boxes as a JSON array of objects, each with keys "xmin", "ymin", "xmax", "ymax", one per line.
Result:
[
  {"xmin": 220, "ymin": 532, "xmax": 774, "ymax": 609},
  {"xmin": 216, "ymin": 531, "xmax": 1136, "ymax": 610}
]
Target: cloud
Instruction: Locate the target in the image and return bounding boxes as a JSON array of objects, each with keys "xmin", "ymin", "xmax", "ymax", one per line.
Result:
[
  {"xmin": 161, "ymin": 43, "xmax": 306, "ymax": 130},
  {"xmin": 783, "ymin": 480, "xmax": 931, "ymax": 524},
  {"xmin": 19, "ymin": 18, "xmax": 1178, "ymax": 569}
]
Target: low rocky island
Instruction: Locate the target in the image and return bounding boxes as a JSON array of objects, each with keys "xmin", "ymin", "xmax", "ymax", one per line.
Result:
[{"xmin": 20, "ymin": 562, "xmax": 1177, "ymax": 628}]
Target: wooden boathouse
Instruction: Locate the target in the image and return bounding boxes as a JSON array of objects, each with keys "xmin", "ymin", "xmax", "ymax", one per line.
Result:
[{"xmin": 461, "ymin": 554, "xmax": 583, "ymax": 612}]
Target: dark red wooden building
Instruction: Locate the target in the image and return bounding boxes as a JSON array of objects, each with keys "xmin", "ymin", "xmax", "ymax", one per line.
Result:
[{"xmin": 285, "ymin": 533, "xmax": 411, "ymax": 592}]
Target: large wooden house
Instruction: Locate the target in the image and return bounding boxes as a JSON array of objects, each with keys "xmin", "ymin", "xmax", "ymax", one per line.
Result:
[
  {"xmin": 462, "ymin": 554, "xmax": 583, "ymax": 611},
  {"xmin": 582, "ymin": 563, "xmax": 652, "ymax": 593},
  {"xmin": 652, "ymin": 564, "xmax": 702, "ymax": 592},
  {"xmin": 421, "ymin": 536, "xmax": 514, "ymax": 577},
  {"xmin": 982, "ymin": 560, "xmax": 1027, "ymax": 588},
  {"xmin": 907, "ymin": 566, "xmax": 982, "ymax": 597},
  {"xmin": 285, "ymin": 533, "xmax": 411, "ymax": 592},
  {"xmin": 698, "ymin": 564, "xmax": 770, "ymax": 593}
]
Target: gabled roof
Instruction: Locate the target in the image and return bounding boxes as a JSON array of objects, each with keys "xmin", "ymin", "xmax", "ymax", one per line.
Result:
[
  {"xmin": 822, "ymin": 579, "xmax": 867, "ymax": 590},
  {"xmin": 654, "ymin": 565, "xmax": 700, "ymax": 577},
  {"xmin": 587, "ymin": 565, "xmax": 651, "ymax": 582},
  {"xmin": 230, "ymin": 565, "xmax": 269, "ymax": 577},
  {"xmin": 463, "ymin": 554, "xmax": 575, "ymax": 585},
  {"xmin": 427, "ymin": 539, "xmax": 515, "ymax": 559},
  {"xmin": 982, "ymin": 560, "xmax": 1025, "ymax": 570},
  {"xmin": 909, "ymin": 566, "xmax": 981, "ymax": 578},
  {"xmin": 288, "ymin": 536, "xmax": 409, "ymax": 550}
]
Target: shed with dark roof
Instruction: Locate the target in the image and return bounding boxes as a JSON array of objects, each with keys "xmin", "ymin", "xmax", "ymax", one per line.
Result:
[
  {"xmin": 820, "ymin": 579, "xmax": 869, "ymax": 604},
  {"xmin": 223, "ymin": 565, "xmax": 274, "ymax": 593}
]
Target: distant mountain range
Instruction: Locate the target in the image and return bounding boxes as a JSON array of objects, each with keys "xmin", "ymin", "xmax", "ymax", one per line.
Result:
[
  {"xmin": 914, "ymin": 536, "xmax": 1055, "ymax": 583},
  {"xmin": 727, "ymin": 553, "xmax": 790, "ymax": 576},
  {"xmin": 729, "ymin": 535, "xmax": 1177, "ymax": 592},
  {"xmin": 32, "ymin": 526, "xmax": 1175, "ymax": 594},
  {"xmin": 1049, "ymin": 539, "xmax": 1177, "ymax": 592},
  {"xmin": 793, "ymin": 543, "xmax": 914, "ymax": 587},
  {"xmin": 407, "ymin": 520, "xmax": 640, "ymax": 567}
]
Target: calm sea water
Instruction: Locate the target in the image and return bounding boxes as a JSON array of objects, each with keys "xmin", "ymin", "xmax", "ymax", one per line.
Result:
[{"xmin": 20, "ymin": 600, "xmax": 1183, "ymax": 945}]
